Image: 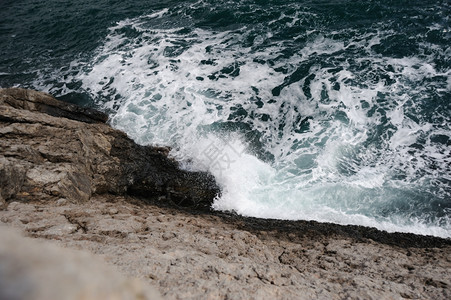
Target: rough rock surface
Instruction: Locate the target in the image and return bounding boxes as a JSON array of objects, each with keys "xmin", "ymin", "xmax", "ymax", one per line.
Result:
[
  {"xmin": 0, "ymin": 225, "xmax": 162, "ymax": 300},
  {"xmin": 1, "ymin": 196, "xmax": 450, "ymax": 300},
  {"xmin": 0, "ymin": 88, "xmax": 220, "ymax": 209}
]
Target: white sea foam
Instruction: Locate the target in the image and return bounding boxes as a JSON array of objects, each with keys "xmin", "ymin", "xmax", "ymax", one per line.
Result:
[{"xmin": 47, "ymin": 6, "xmax": 451, "ymax": 238}]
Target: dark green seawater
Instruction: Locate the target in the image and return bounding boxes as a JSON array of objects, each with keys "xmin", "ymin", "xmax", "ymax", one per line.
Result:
[{"xmin": 1, "ymin": 0, "xmax": 450, "ymax": 237}]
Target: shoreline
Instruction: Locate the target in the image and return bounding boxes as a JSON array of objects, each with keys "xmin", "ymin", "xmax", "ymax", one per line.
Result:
[
  {"xmin": 1, "ymin": 195, "xmax": 450, "ymax": 299},
  {"xmin": 139, "ymin": 196, "xmax": 451, "ymax": 249},
  {"xmin": 1, "ymin": 88, "xmax": 450, "ymax": 299},
  {"xmin": 1, "ymin": 87, "xmax": 448, "ymax": 243}
]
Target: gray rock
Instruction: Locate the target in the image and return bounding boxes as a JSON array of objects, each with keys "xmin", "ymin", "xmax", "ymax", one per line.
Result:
[
  {"xmin": 1, "ymin": 195, "xmax": 450, "ymax": 300},
  {"xmin": 0, "ymin": 157, "xmax": 26, "ymax": 201},
  {"xmin": 0, "ymin": 226, "xmax": 162, "ymax": 300},
  {"xmin": 0, "ymin": 88, "xmax": 220, "ymax": 208},
  {"xmin": 0, "ymin": 194, "xmax": 5, "ymax": 210}
]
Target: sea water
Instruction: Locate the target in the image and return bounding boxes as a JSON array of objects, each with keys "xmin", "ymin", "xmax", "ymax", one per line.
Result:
[{"xmin": 1, "ymin": 0, "xmax": 450, "ymax": 238}]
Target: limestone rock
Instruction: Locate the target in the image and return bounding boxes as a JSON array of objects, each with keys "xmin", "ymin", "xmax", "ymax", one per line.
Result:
[
  {"xmin": 0, "ymin": 226, "xmax": 162, "ymax": 300},
  {"xmin": 0, "ymin": 88, "xmax": 220, "ymax": 208},
  {"xmin": 0, "ymin": 88, "xmax": 108, "ymax": 123},
  {"xmin": 0, "ymin": 195, "xmax": 5, "ymax": 210},
  {"xmin": 0, "ymin": 195, "xmax": 450, "ymax": 300},
  {"xmin": 0, "ymin": 157, "xmax": 26, "ymax": 201}
]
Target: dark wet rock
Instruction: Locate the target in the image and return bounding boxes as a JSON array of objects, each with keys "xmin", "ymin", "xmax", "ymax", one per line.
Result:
[{"xmin": 0, "ymin": 88, "xmax": 220, "ymax": 208}]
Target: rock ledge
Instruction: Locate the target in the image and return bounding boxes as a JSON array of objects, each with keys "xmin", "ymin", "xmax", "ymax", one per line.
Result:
[{"xmin": 0, "ymin": 88, "xmax": 220, "ymax": 209}]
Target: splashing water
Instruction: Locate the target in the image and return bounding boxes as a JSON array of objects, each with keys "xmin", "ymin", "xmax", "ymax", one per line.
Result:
[{"xmin": 4, "ymin": 0, "xmax": 450, "ymax": 237}]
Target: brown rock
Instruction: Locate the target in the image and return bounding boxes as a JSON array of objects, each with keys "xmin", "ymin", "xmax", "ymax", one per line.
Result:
[
  {"xmin": 0, "ymin": 88, "xmax": 108, "ymax": 123},
  {"xmin": 0, "ymin": 195, "xmax": 5, "ymax": 210},
  {"xmin": 0, "ymin": 88, "xmax": 220, "ymax": 208},
  {"xmin": 0, "ymin": 157, "xmax": 26, "ymax": 201}
]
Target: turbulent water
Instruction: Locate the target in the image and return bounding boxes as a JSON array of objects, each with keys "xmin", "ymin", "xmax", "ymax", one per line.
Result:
[{"xmin": 1, "ymin": 0, "xmax": 450, "ymax": 237}]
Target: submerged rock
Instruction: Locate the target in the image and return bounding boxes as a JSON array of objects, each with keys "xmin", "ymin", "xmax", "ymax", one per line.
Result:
[{"xmin": 0, "ymin": 88, "xmax": 220, "ymax": 209}]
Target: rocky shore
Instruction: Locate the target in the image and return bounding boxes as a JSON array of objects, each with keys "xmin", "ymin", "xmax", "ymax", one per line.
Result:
[
  {"xmin": 0, "ymin": 88, "xmax": 219, "ymax": 209},
  {"xmin": 1, "ymin": 88, "xmax": 450, "ymax": 299}
]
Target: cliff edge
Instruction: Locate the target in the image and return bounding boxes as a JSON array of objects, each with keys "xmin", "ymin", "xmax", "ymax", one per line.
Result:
[{"xmin": 0, "ymin": 88, "xmax": 220, "ymax": 209}]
